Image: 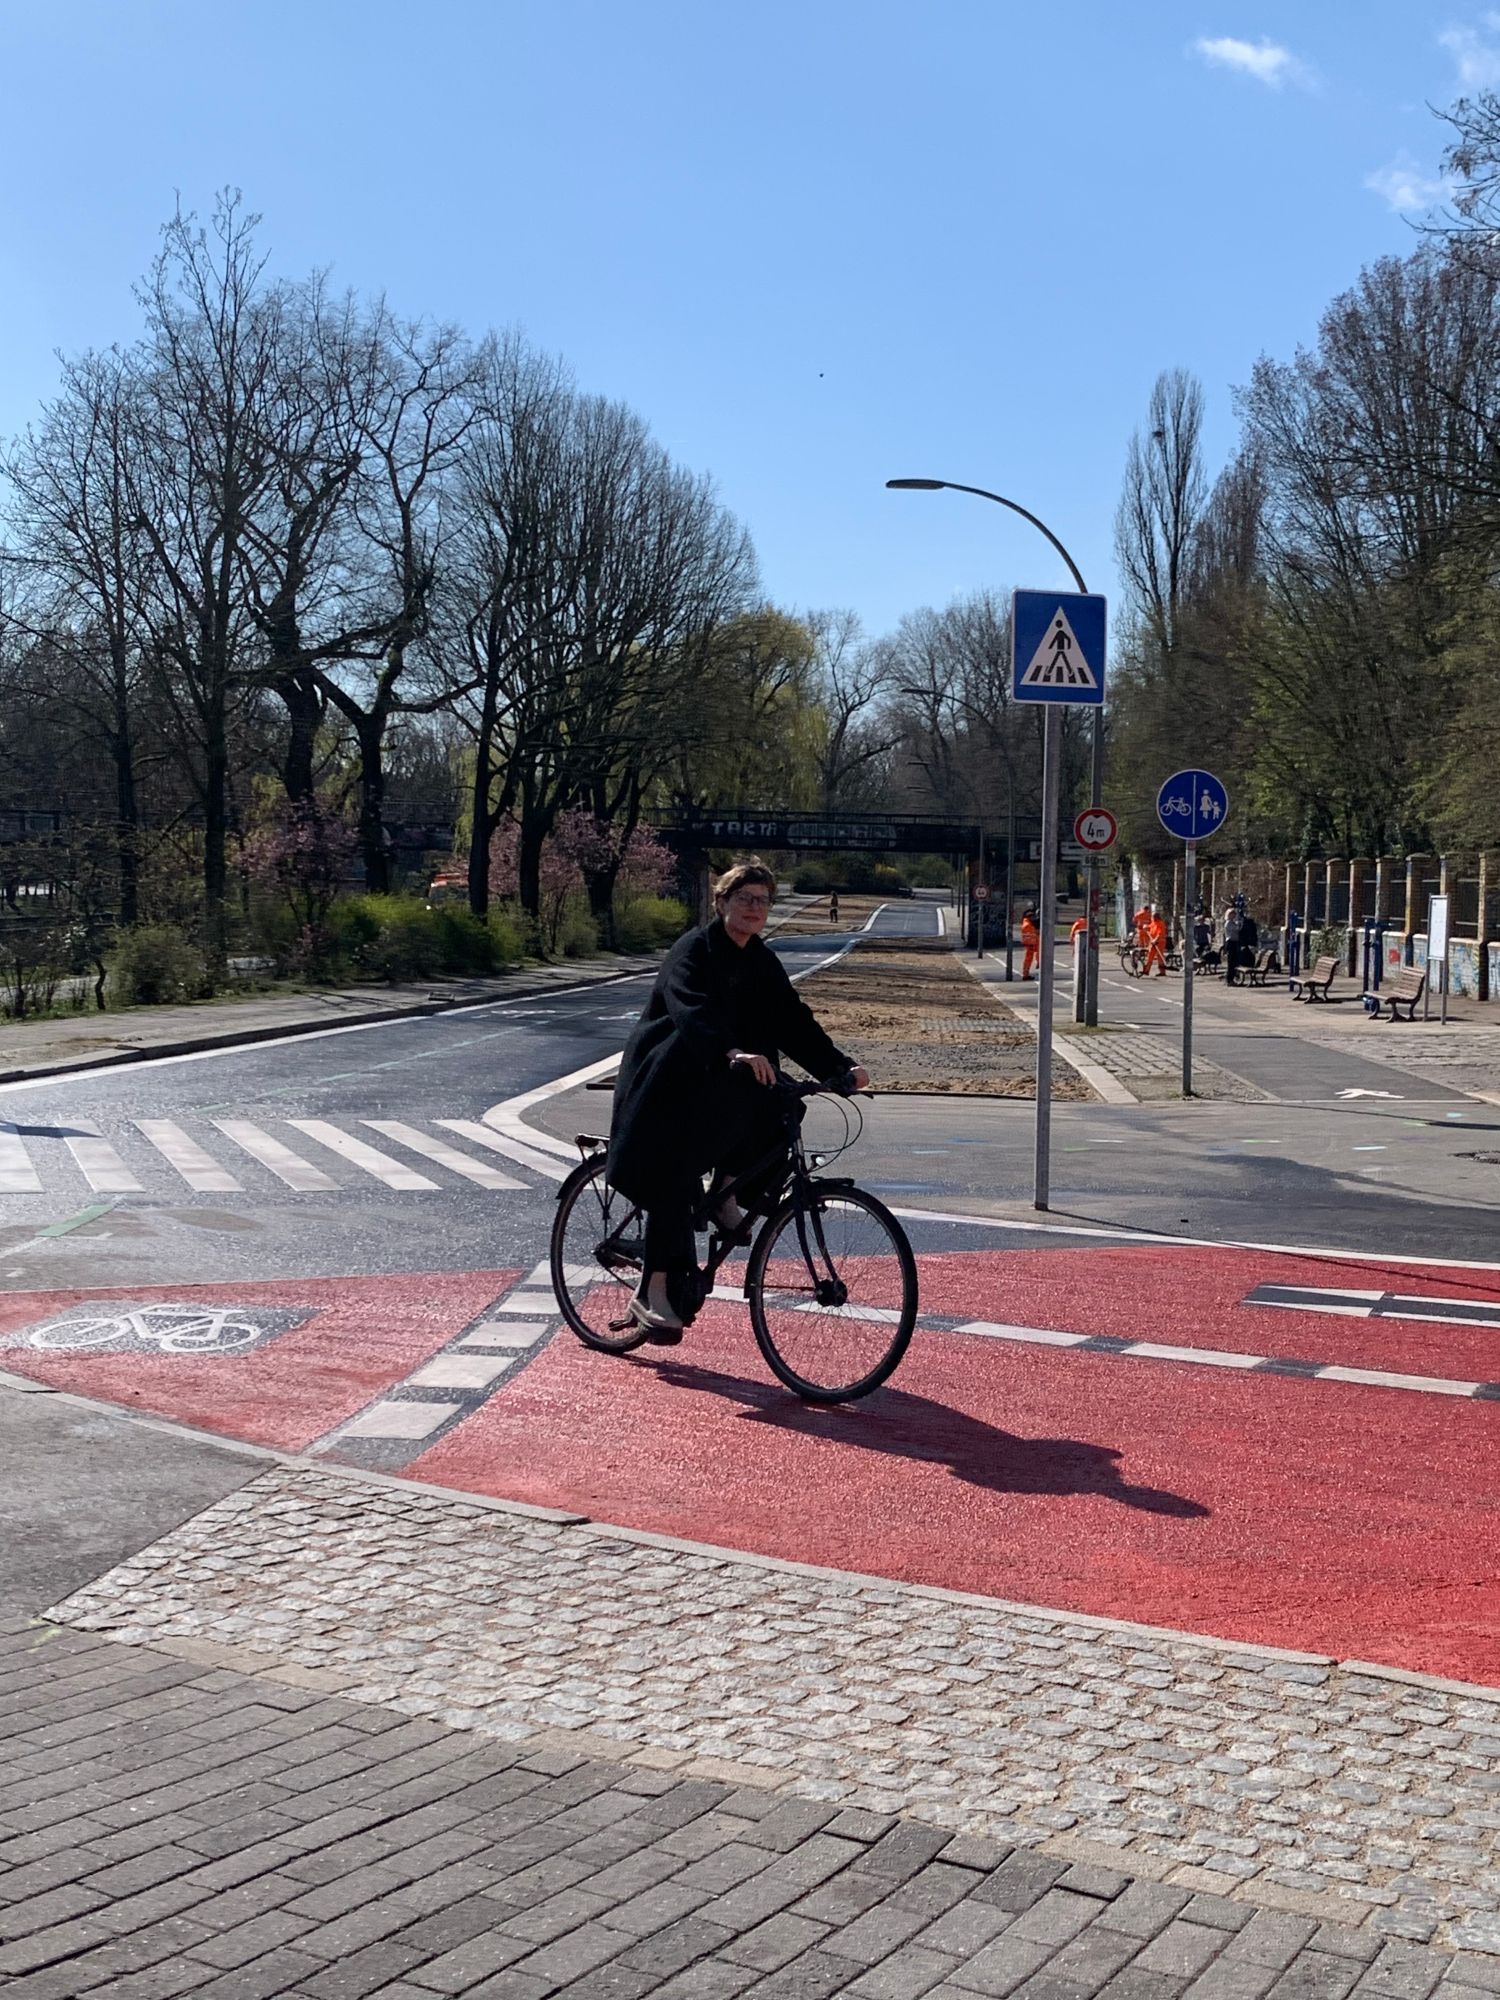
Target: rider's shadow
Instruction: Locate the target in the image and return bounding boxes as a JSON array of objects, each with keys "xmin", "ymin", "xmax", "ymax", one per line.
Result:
[{"xmin": 649, "ymin": 1360, "xmax": 1209, "ymax": 1519}]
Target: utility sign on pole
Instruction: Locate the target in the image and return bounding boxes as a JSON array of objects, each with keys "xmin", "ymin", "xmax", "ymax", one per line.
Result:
[
  {"xmin": 1011, "ymin": 589, "xmax": 1107, "ymax": 1212},
  {"xmin": 1012, "ymin": 592, "xmax": 1107, "ymax": 707},
  {"xmin": 1156, "ymin": 767, "xmax": 1229, "ymax": 1098}
]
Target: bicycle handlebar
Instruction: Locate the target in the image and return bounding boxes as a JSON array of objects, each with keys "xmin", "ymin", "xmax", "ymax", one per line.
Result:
[{"xmin": 776, "ymin": 1073, "xmax": 869, "ymax": 1101}]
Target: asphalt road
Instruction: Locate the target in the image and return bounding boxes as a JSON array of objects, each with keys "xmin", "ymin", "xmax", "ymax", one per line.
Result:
[{"xmin": 0, "ymin": 901, "xmax": 939, "ymax": 1293}]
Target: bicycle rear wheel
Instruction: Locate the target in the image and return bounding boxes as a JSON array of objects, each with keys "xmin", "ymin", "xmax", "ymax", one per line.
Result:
[
  {"xmin": 747, "ymin": 1186, "xmax": 917, "ymax": 1403},
  {"xmin": 550, "ymin": 1155, "xmax": 650, "ymax": 1353}
]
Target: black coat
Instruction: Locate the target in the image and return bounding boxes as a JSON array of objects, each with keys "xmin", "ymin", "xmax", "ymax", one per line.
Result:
[{"xmin": 607, "ymin": 918, "xmax": 851, "ymax": 1206}]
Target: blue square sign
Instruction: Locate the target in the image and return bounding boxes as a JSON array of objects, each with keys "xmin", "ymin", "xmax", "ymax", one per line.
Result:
[{"xmin": 1012, "ymin": 590, "xmax": 1107, "ymax": 706}]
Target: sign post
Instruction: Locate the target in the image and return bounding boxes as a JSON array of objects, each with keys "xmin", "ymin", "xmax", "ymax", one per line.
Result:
[
  {"xmin": 1426, "ymin": 893, "xmax": 1450, "ymax": 1025},
  {"xmin": 1156, "ymin": 769, "xmax": 1229, "ymax": 1096},
  {"xmin": 1013, "ymin": 589, "xmax": 1107, "ymax": 1209},
  {"xmin": 1070, "ymin": 809, "xmax": 1117, "ymax": 1022}
]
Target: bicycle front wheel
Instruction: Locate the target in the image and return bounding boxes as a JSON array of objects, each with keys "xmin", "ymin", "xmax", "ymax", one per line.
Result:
[
  {"xmin": 550, "ymin": 1156, "xmax": 650, "ymax": 1354},
  {"xmin": 747, "ymin": 1187, "xmax": 917, "ymax": 1403}
]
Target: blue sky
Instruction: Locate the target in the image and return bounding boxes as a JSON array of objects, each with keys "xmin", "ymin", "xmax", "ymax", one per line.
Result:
[{"xmin": 0, "ymin": 0, "xmax": 1478, "ymax": 636}]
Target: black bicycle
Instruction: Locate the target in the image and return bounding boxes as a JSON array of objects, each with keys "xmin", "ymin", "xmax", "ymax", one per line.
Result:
[{"xmin": 549, "ymin": 1079, "xmax": 918, "ymax": 1403}]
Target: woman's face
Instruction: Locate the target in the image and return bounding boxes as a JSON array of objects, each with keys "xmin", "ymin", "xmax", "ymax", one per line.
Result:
[{"xmin": 720, "ymin": 882, "xmax": 772, "ymax": 946}]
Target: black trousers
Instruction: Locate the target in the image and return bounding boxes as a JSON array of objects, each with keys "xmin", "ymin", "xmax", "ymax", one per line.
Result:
[{"xmin": 641, "ymin": 1073, "xmax": 790, "ymax": 1275}]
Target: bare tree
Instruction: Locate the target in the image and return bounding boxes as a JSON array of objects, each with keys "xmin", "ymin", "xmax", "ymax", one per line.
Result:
[
  {"xmin": 312, "ymin": 310, "xmax": 482, "ymax": 891},
  {"xmin": 127, "ymin": 191, "xmax": 285, "ymax": 968},
  {"xmin": 804, "ymin": 609, "xmax": 896, "ymax": 810},
  {"xmin": 2, "ymin": 349, "xmax": 154, "ymax": 920},
  {"xmin": 1115, "ymin": 368, "xmax": 1207, "ymax": 657}
]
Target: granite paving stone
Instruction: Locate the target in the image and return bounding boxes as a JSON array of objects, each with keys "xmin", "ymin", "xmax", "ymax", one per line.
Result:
[{"xmin": 12, "ymin": 1461, "xmax": 1500, "ymax": 2000}]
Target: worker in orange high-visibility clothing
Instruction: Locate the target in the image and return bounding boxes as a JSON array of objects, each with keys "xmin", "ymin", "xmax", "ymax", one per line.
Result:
[
  {"xmin": 1020, "ymin": 906, "xmax": 1041, "ymax": 980},
  {"xmin": 1133, "ymin": 902, "xmax": 1153, "ymax": 953},
  {"xmin": 1144, "ymin": 905, "xmax": 1170, "ymax": 977}
]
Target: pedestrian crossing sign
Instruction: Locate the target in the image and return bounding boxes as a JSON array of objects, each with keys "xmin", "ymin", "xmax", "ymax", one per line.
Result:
[{"xmin": 1012, "ymin": 590, "xmax": 1107, "ymax": 707}]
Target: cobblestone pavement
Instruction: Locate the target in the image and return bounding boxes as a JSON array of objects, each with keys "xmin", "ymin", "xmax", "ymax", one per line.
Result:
[
  {"xmin": 16, "ymin": 1618, "xmax": 1500, "ymax": 2000},
  {"xmin": 44, "ymin": 1466, "xmax": 1500, "ymax": 1958},
  {"xmin": 1051, "ymin": 1031, "xmax": 1264, "ymax": 1105}
]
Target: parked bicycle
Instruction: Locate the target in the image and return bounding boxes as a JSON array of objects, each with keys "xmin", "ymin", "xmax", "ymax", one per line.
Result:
[{"xmin": 550, "ymin": 1078, "xmax": 917, "ymax": 1403}]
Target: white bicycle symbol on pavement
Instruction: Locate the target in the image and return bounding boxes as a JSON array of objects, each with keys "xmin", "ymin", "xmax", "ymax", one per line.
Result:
[{"xmin": 26, "ymin": 1305, "xmax": 264, "ymax": 1354}]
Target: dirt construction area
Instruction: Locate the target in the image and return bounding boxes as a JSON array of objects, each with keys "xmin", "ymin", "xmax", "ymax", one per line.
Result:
[{"xmin": 797, "ymin": 934, "xmax": 1094, "ymax": 1099}]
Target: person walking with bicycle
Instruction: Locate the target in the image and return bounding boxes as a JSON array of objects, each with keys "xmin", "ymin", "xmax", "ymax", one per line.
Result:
[
  {"xmin": 1143, "ymin": 904, "xmax": 1170, "ymax": 977},
  {"xmin": 606, "ymin": 860, "xmax": 869, "ymax": 1340}
]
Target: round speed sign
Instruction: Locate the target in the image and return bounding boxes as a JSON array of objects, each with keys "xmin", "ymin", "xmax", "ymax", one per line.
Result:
[{"xmin": 1073, "ymin": 807, "xmax": 1118, "ymax": 851}]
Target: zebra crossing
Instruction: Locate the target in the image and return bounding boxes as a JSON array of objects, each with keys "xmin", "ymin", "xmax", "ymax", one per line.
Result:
[{"xmin": 0, "ymin": 1113, "xmax": 569, "ymax": 1199}]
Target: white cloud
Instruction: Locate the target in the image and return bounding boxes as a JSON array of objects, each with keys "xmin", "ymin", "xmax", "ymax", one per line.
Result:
[
  {"xmin": 1192, "ymin": 35, "xmax": 1314, "ymax": 89},
  {"xmin": 1364, "ymin": 150, "xmax": 1453, "ymax": 213},
  {"xmin": 1440, "ymin": 16, "xmax": 1500, "ymax": 89}
]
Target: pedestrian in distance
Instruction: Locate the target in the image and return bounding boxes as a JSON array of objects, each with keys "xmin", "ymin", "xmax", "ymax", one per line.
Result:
[
  {"xmin": 829, "ymin": 890, "xmax": 840, "ymax": 925},
  {"xmin": 1021, "ymin": 906, "xmax": 1041, "ymax": 979},
  {"xmin": 1223, "ymin": 902, "xmax": 1244, "ymax": 984},
  {"xmin": 606, "ymin": 859, "xmax": 870, "ymax": 1340},
  {"xmin": 1192, "ymin": 908, "xmax": 1219, "ymax": 974}
]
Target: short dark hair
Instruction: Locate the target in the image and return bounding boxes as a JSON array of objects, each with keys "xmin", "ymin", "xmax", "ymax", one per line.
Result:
[{"xmin": 713, "ymin": 859, "xmax": 776, "ymax": 905}]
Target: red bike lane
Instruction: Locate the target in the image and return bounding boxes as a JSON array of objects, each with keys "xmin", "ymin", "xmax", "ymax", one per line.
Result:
[{"xmin": 4, "ymin": 1238, "xmax": 1498, "ymax": 1684}]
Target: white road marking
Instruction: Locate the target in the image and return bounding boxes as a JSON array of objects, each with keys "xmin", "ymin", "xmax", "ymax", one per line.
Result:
[
  {"xmin": 0, "ymin": 1122, "xmax": 41, "ymax": 1193},
  {"xmin": 135, "ymin": 1120, "xmax": 243, "ymax": 1192},
  {"xmin": 455, "ymin": 1323, "xmax": 547, "ymax": 1348},
  {"xmin": 64, "ymin": 1122, "xmax": 142, "ymax": 1193},
  {"xmin": 488, "ymin": 1292, "xmax": 557, "ymax": 1314},
  {"xmin": 287, "ymin": 1121, "xmax": 438, "ymax": 1191},
  {"xmin": 363, "ymin": 1121, "xmax": 524, "ymax": 1189},
  {"xmin": 883, "ymin": 1204, "xmax": 1500, "ymax": 1274},
  {"xmin": 213, "ymin": 1120, "xmax": 338, "ymax": 1191},
  {"xmin": 950, "ymin": 1315, "xmax": 1497, "ymax": 1400},
  {"xmin": 337, "ymin": 1400, "xmax": 463, "ymax": 1440},
  {"xmin": 437, "ymin": 1119, "xmax": 570, "ymax": 1183},
  {"xmin": 1319, "ymin": 1365, "xmax": 1479, "ymax": 1396},
  {"xmin": 409, "ymin": 1354, "xmax": 515, "ymax": 1390}
]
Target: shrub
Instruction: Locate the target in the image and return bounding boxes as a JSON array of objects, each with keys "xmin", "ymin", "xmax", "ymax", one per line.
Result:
[
  {"xmin": 323, "ymin": 894, "xmax": 532, "ymax": 982},
  {"xmin": 486, "ymin": 909, "xmax": 528, "ymax": 966},
  {"xmin": 614, "ymin": 895, "xmax": 691, "ymax": 951},
  {"xmin": 108, "ymin": 924, "xmax": 208, "ymax": 1006},
  {"xmin": 555, "ymin": 905, "xmax": 600, "ymax": 958}
]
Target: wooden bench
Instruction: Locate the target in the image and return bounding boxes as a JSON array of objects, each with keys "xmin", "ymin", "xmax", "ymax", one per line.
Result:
[
  {"xmin": 1288, "ymin": 953, "xmax": 1340, "ymax": 1001},
  {"xmin": 1245, "ymin": 948, "xmax": 1281, "ymax": 987},
  {"xmin": 1375, "ymin": 966, "xmax": 1426, "ymax": 1022}
]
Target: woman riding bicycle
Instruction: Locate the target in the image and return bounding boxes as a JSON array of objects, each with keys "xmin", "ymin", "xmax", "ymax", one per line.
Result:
[{"xmin": 607, "ymin": 860, "xmax": 870, "ymax": 1341}]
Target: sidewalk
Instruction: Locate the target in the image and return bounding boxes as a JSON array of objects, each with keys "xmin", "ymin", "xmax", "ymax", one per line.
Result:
[
  {"xmin": 0, "ymin": 956, "xmax": 659, "ymax": 1089},
  {"xmin": 966, "ymin": 944, "xmax": 1500, "ymax": 1108},
  {"xmin": 10, "ymin": 1452, "xmax": 1500, "ymax": 1997}
]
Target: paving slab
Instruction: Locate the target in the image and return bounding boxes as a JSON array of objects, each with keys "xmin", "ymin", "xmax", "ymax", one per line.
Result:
[{"xmin": 37, "ymin": 1463, "xmax": 1500, "ymax": 1953}]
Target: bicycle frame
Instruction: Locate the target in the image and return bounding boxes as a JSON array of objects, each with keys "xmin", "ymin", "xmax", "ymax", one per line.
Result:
[{"xmin": 574, "ymin": 1082, "xmax": 858, "ymax": 1323}]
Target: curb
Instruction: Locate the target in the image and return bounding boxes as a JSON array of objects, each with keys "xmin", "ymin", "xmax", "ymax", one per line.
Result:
[
  {"xmin": 0, "ymin": 959, "xmax": 659, "ymax": 1089},
  {"xmin": 955, "ymin": 949, "xmax": 1138, "ymax": 1105}
]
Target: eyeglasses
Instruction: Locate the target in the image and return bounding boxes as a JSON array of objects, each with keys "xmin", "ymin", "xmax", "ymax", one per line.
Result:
[{"xmin": 728, "ymin": 891, "xmax": 772, "ymax": 909}]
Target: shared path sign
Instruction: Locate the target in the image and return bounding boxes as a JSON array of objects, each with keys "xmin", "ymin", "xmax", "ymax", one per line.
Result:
[
  {"xmin": 1012, "ymin": 590, "xmax": 1107, "ymax": 706},
  {"xmin": 1156, "ymin": 769, "xmax": 1229, "ymax": 842}
]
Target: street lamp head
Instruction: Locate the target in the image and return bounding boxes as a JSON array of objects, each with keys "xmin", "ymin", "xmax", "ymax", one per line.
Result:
[{"xmin": 885, "ymin": 478, "xmax": 946, "ymax": 491}]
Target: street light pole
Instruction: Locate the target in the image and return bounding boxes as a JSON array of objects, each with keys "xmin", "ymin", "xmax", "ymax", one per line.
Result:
[
  {"xmin": 888, "ymin": 478, "xmax": 1103, "ymax": 1025},
  {"xmin": 889, "ymin": 477, "xmax": 1098, "ymax": 1212}
]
